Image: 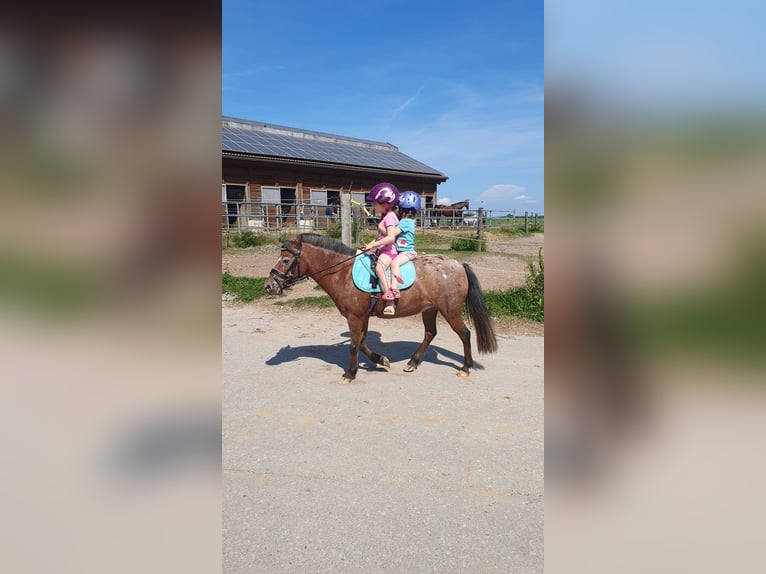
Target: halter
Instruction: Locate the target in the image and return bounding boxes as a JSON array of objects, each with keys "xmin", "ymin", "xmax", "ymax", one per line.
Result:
[{"xmin": 268, "ymin": 238, "xmax": 365, "ymax": 291}]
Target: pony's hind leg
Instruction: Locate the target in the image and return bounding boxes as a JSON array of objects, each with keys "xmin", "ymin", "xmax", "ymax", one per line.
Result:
[
  {"xmin": 442, "ymin": 310, "xmax": 474, "ymax": 376},
  {"xmin": 359, "ymin": 317, "xmax": 390, "ymax": 369},
  {"xmin": 404, "ymin": 308, "xmax": 438, "ymax": 372}
]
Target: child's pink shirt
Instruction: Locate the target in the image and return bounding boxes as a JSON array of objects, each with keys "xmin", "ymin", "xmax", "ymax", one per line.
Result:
[{"xmin": 375, "ymin": 211, "xmax": 399, "ymax": 258}]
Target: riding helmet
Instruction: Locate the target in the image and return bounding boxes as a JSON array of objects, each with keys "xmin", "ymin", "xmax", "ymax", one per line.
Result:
[
  {"xmin": 398, "ymin": 190, "xmax": 422, "ymax": 211},
  {"xmin": 366, "ymin": 182, "xmax": 399, "ymax": 205}
]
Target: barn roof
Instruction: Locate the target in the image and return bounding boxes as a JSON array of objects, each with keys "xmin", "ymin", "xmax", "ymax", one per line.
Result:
[{"xmin": 222, "ymin": 116, "xmax": 446, "ymax": 180}]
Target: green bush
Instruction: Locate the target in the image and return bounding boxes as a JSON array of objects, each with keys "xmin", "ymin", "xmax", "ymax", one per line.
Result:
[
  {"xmin": 232, "ymin": 231, "xmax": 274, "ymax": 248},
  {"xmin": 221, "ymin": 273, "xmax": 267, "ymax": 301},
  {"xmin": 326, "ymin": 222, "xmax": 342, "ymax": 239},
  {"xmin": 450, "ymin": 237, "xmax": 487, "ymax": 251},
  {"xmin": 481, "ymin": 249, "xmax": 544, "ymax": 322},
  {"xmin": 327, "ymin": 221, "xmax": 360, "ymax": 241}
]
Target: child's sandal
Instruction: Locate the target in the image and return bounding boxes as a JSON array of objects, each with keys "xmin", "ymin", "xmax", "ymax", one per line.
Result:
[{"xmin": 381, "ymin": 289, "xmax": 395, "ymax": 301}]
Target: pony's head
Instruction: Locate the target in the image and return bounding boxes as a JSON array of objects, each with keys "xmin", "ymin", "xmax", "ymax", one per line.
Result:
[{"xmin": 265, "ymin": 237, "xmax": 303, "ymax": 295}]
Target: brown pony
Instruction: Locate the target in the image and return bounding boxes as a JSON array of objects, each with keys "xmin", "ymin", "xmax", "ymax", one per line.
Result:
[
  {"xmin": 434, "ymin": 199, "xmax": 470, "ymax": 218},
  {"xmin": 264, "ymin": 233, "xmax": 497, "ymax": 383}
]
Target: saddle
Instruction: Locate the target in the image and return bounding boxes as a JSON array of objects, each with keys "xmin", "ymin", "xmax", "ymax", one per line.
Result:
[{"xmin": 352, "ymin": 253, "xmax": 416, "ymax": 293}]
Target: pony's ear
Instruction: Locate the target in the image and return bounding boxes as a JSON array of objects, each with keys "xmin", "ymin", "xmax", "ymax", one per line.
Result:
[{"xmin": 281, "ymin": 238, "xmax": 297, "ymax": 251}]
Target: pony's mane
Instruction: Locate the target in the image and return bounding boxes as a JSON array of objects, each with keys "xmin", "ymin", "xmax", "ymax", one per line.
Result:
[{"xmin": 299, "ymin": 233, "xmax": 357, "ymax": 256}]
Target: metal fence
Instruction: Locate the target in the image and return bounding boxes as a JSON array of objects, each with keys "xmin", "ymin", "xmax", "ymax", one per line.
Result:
[{"xmin": 221, "ymin": 202, "xmax": 542, "ymax": 235}]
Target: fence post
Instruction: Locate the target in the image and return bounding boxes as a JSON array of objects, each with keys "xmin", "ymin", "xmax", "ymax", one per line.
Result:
[
  {"xmin": 524, "ymin": 211, "xmax": 529, "ymax": 233},
  {"xmin": 340, "ymin": 193, "xmax": 351, "ymax": 246},
  {"xmin": 534, "ymin": 213, "xmax": 538, "ymax": 229},
  {"xmin": 477, "ymin": 207, "xmax": 484, "ymax": 244}
]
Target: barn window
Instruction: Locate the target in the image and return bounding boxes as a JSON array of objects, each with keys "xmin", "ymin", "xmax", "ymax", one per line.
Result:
[
  {"xmin": 309, "ymin": 189, "xmax": 341, "ymax": 207},
  {"xmin": 222, "ymin": 184, "xmax": 246, "ymax": 227},
  {"xmin": 262, "ymin": 186, "xmax": 297, "ymax": 225}
]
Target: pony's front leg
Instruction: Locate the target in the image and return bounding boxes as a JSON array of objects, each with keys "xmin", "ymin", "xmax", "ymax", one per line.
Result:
[
  {"xmin": 341, "ymin": 316, "xmax": 365, "ymax": 384},
  {"xmin": 354, "ymin": 314, "xmax": 390, "ymax": 368},
  {"xmin": 359, "ymin": 320, "xmax": 390, "ymax": 369}
]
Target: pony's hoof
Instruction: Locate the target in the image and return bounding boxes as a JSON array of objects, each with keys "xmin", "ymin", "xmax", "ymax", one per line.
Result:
[
  {"xmin": 403, "ymin": 364, "xmax": 416, "ymax": 373},
  {"xmin": 339, "ymin": 376, "xmax": 354, "ymax": 385},
  {"xmin": 456, "ymin": 370, "xmax": 470, "ymax": 378},
  {"xmin": 380, "ymin": 356, "xmax": 390, "ymax": 368}
]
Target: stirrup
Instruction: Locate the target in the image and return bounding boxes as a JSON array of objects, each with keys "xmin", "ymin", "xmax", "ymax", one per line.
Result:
[{"xmin": 383, "ymin": 304, "xmax": 396, "ymax": 315}]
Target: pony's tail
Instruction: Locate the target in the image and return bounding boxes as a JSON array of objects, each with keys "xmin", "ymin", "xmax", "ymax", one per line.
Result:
[{"xmin": 463, "ymin": 263, "xmax": 498, "ymax": 354}]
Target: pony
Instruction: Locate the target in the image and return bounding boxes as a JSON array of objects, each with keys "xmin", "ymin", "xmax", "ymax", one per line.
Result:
[
  {"xmin": 435, "ymin": 199, "xmax": 470, "ymax": 217},
  {"xmin": 432, "ymin": 200, "xmax": 470, "ymax": 227},
  {"xmin": 265, "ymin": 234, "xmax": 497, "ymax": 383}
]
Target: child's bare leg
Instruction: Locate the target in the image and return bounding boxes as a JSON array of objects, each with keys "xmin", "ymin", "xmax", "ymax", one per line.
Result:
[
  {"xmin": 376, "ymin": 255, "xmax": 392, "ymax": 294},
  {"xmin": 390, "ymin": 254, "xmax": 406, "ymax": 285}
]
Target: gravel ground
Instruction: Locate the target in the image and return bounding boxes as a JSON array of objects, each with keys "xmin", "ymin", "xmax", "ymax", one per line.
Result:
[{"xmin": 223, "ymin": 302, "xmax": 544, "ymax": 573}]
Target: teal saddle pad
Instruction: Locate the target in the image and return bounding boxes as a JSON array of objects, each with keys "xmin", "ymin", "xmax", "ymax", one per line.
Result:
[{"xmin": 352, "ymin": 254, "xmax": 416, "ymax": 293}]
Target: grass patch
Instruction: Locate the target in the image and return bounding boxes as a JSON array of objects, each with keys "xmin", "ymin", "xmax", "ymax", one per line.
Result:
[
  {"xmin": 477, "ymin": 250, "xmax": 544, "ymax": 322},
  {"xmin": 483, "ymin": 288, "xmax": 544, "ymax": 322},
  {"xmin": 221, "ymin": 273, "xmax": 267, "ymax": 301},
  {"xmin": 226, "ymin": 231, "xmax": 277, "ymax": 248},
  {"xmin": 358, "ymin": 231, "xmax": 478, "ymax": 252},
  {"xmin": 273, "ymin": 295, "xmax": 334, "ymax": 309},
  {"xmin": 496, "ymin": 220, "xmax": 544, "ymax": 235},
  {"xmin": 450, "ymin": 237, "xmax": 487, "ymax": 252}
]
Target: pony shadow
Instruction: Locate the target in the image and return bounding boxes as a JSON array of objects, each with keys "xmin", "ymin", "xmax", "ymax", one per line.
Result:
[
  {"xmin": 340, "ymin": 330, "xmax": 485, "ymax": 372},
  {"xmin": 265, "ymin": 340, "xmax": 348, "ymax": 370},
  {"xmin": 264, "ymin": 330, "xmax": 484, "ymax": 372}
]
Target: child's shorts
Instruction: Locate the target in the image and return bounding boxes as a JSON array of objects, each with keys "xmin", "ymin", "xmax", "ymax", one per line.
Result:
[{"xmin": 399, "ymin": 251, "xmax": 417, "ymax": 261}]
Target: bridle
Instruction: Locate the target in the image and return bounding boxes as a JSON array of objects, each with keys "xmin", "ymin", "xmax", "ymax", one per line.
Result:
[
  {"xmin": 268, "ymin": 238, "xmax": 366, "ymax": 291},
  {"xmin": 268, "ymin": 241, "xmax": 304, "ymax": 291}
]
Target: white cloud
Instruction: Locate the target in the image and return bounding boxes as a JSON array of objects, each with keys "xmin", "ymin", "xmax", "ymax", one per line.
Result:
[
  {"xmin": 479, "ymin": 184, "xmax": 525, "ymax": 203},
  {"xmin": 436, "ymin": 197, "xmax": 452, "ymax": 205},
  {"xmin": 391, "ymin": 85, "xmax": 424, "ymax": 119},
  {"xmin": 473, "ymin": 184, "xmax": 538, "ymax": 209}
]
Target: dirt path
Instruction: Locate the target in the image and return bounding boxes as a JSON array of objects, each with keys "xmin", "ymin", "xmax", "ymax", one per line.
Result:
[{"xmin": 223, "ymin": 303, "xmax": 543, "ymax": 573}]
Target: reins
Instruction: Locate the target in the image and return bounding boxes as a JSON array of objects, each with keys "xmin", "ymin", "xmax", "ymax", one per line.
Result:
[{"xmin": 269, "ymin": 239, "xmax": 369, "ymax": 290}]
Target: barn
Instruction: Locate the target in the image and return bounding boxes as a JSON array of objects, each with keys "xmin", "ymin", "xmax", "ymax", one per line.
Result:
[{"xmin": 221, "ymin": 116, "xmax": 447, "ymax": 230}]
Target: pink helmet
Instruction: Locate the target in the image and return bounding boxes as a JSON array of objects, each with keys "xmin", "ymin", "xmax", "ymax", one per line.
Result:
[{"xmin": 366, "ymin": 182, "xmax": 399, "ymax": 205}]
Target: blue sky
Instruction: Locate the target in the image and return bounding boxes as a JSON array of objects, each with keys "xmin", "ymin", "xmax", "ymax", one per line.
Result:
[{"xmin": 223, "ymin": 0, "xmax": 543, "ymax": 213}]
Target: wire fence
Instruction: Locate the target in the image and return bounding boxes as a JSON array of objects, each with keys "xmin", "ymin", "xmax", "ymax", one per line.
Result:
[{"xmin": 221, "ymin": 201, "xmax": 543, "ymax": 236}]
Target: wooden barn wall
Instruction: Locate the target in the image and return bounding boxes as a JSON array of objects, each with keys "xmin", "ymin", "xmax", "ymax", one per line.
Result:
[{"xmin": 222, "ymin": 158, "xmax": 441, "ymax": 204}]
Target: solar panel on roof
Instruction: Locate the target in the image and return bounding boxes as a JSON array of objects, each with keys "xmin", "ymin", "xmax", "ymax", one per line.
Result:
[{"xmin": 221, "ymin": 118, "xmax": 443, "ymax": 175}]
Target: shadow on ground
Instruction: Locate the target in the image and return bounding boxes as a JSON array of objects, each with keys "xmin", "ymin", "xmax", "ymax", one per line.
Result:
[{"xmin": 265, "ymin": 330, "xmax": 484, "ymax": 373}]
